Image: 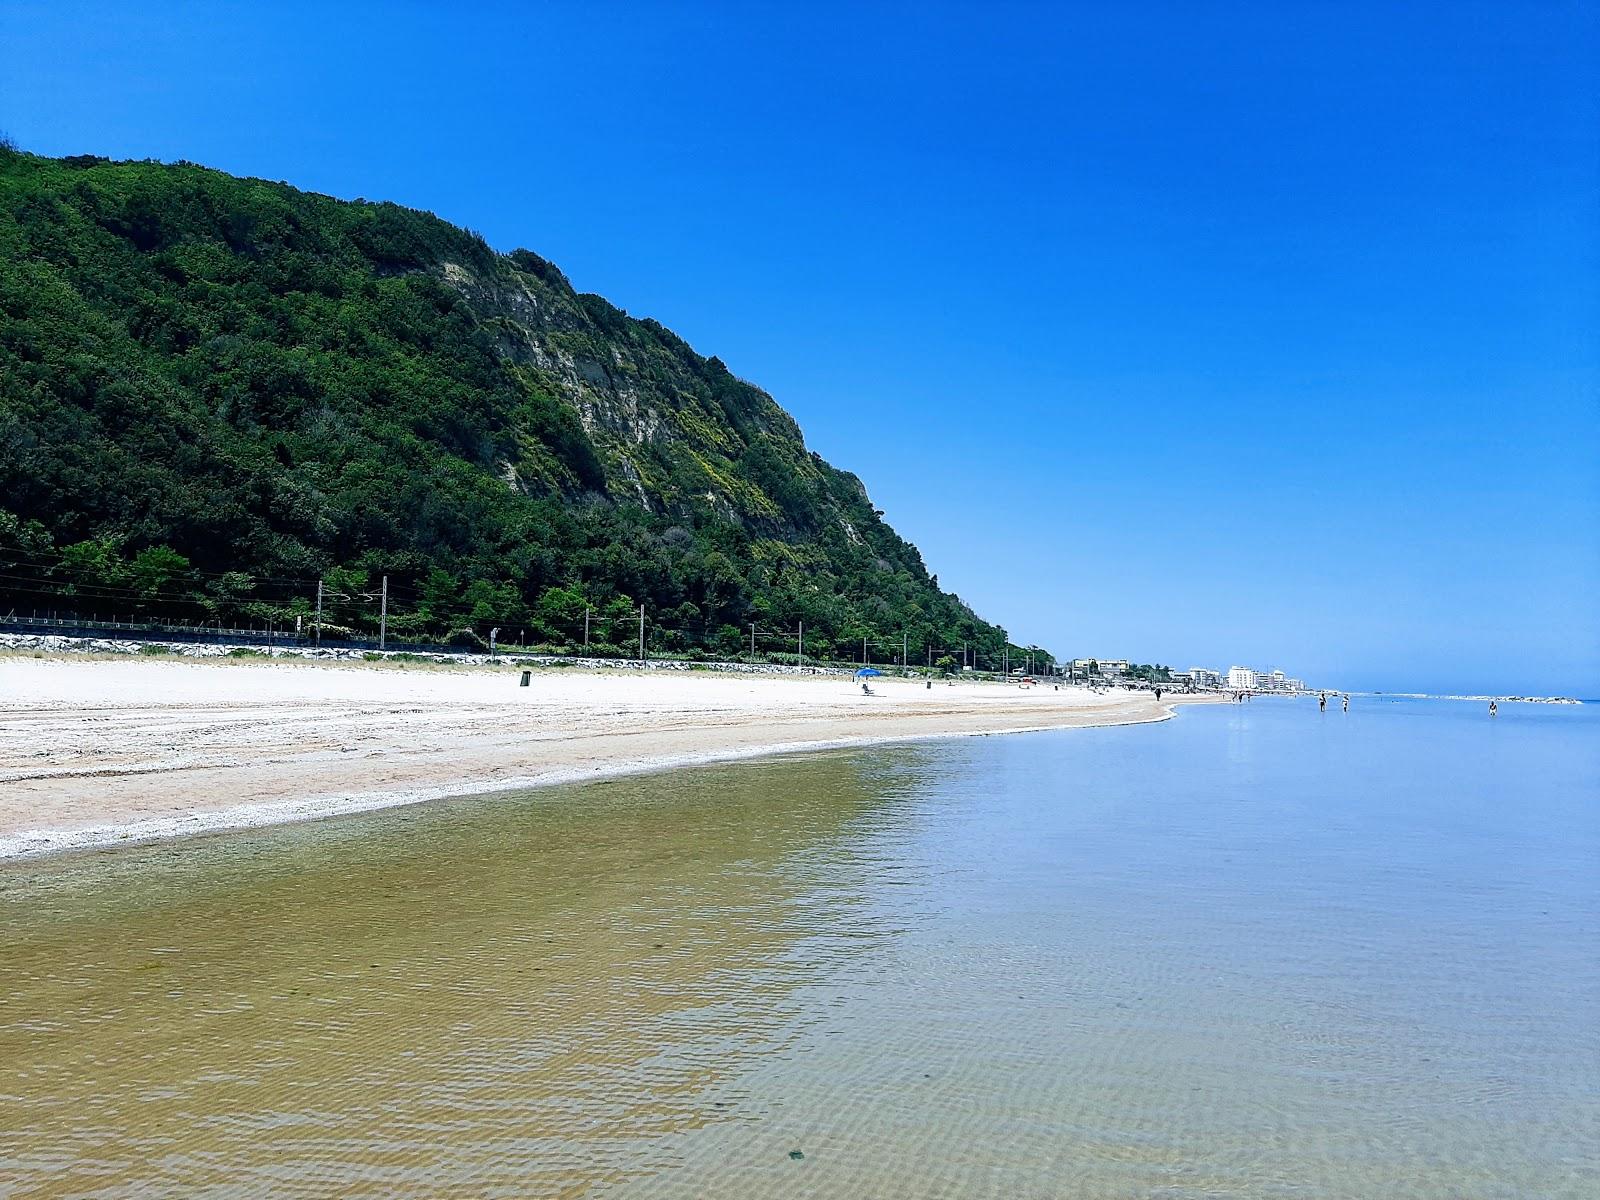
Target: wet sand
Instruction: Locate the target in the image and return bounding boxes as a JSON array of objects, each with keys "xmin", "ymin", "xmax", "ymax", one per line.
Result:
[{"xmin": 0, "ymin": 656, "xmax": 1210, "ymax": 859}]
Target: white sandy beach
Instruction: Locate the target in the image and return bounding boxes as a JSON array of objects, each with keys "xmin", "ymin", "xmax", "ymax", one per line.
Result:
[{"xmin": 0, "ymin": 655, "xmax": 1212, "ymax": 859}]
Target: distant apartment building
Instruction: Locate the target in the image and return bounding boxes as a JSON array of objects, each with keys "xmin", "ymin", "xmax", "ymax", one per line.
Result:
[
  {"xmin": 1189, "ymin": 668, "xmax": 1222, "ymax": 688},
  {"xmin": 1246, "ymin": 669, "xmax": 1291, "ymax": 691},
  {"xmin": 1227, "ymin": 666, "xmax": 1257, "ymax": 690}
]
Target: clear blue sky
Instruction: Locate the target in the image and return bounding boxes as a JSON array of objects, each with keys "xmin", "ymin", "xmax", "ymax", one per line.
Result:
[{"xmin": 3, "ymin": 2, "xmax": 1596, "ymax": 696}]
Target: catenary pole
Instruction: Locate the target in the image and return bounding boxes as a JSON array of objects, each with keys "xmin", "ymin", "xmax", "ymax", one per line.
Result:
[
  {"xmin": 314, "ymin": 579, "xmax": 323, "ymax": 649},
  {"xmin": 379, "ymin": 576, "xmax": 387, "ymax": 650}
]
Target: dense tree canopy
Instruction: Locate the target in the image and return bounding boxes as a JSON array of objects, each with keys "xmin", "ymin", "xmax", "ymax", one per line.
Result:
[{"xmin": 0, "ymin": 148, "xmax": 1053, "ymax": 668}]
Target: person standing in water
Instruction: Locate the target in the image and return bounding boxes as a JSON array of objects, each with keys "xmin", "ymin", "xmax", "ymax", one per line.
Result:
[
  {"xmin": 1342, "ymin": 694, "xmax": 1349, "ymax": 712},
  {"xmin": 1489, "ymin": 700, "xmax": 1498, "ymax": 717},
  {"xmin": 1319, "ymin": 693, "xmax": 1327, "ymax": 712}
]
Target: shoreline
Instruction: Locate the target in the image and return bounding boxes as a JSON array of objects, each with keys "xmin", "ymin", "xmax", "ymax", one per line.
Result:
[
  {"xmin": 1, "ymin": 655, "xmax": 1212, "ymax": 863},
  {"xmin": 0, "ymin": 713, "xmax": 1177, "ymax": 862}
]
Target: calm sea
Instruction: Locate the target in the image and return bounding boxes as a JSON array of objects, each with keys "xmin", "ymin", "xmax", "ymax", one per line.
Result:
[{"xmin": 1, "ymin": 697, "xmax": 1595, "ymax": 1198}]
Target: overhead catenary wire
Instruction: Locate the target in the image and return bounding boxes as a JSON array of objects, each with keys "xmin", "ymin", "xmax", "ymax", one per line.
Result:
[
  {"xmin": 0, "ymin": 552, "xmax": 449, "ymax": 610},
  {"xmin": 0, "ymin": 540, "xmax": 328, "ymax": 588}
]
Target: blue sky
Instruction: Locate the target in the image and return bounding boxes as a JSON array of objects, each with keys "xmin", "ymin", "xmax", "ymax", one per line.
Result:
[{"xmin": 3, "ymin": 2, "xmax": 1596, "ymax": 695}]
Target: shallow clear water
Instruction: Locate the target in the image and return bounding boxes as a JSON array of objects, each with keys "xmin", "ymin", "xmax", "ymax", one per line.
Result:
[{"xmin": 2, "ymin": 697, "xmax": 1596, "ymax": 1197}]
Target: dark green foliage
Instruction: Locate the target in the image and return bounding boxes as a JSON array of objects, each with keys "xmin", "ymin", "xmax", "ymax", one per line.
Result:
[
  {"xmin": 0, "ymin": 150, "xmax": 1046, "ymax": 666},
  {"xmin": 1123, "ymin": 664, "xmax": 1173, "ymax": 683}
]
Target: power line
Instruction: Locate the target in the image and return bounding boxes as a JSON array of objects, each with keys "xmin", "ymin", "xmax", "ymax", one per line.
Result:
[
  {"xmin": 0, "ymin": 540, "xmax": 326, "ymax": 588},
  {"xmin": 0, "ymin": 572, "xmax": 230, "ymax": 604},
  {"xmin": 0, "ymin": 549, "xmax": 441, "ymax": 605}
]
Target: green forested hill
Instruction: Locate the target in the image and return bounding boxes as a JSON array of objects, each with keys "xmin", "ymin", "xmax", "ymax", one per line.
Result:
[{"xmin": 0, "ymin": 147, "xmax": 1048, "ymax": 666}]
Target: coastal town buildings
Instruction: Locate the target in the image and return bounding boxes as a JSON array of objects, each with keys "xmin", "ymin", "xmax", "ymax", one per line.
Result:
[
  {"xmin": 1071, "ymin": 658, "xmax": 1129, "ymax": 678},
  {"xmin": 1065, "ymin": 660, "xmax": 1309, "ymax": 693},
  {"xmin": 1217, "ymin": 667, "xmax": 1308, "ymax": 692},
  {"xmin": 1250, "ymin": 670, "xmax": 1306, "ymax": 692}
]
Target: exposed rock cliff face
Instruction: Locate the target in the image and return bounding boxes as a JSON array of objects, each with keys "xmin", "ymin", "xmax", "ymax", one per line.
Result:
[
  {"xmin": 434, "ymin": 248, "xmax": 849, "ymax": 539},
  {"xmin": 438, "ymin": 251, "xmax": 812, "ymax": 518}
]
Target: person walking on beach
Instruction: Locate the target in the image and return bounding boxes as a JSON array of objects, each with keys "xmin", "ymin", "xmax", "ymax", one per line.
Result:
[{"xmin": 1154, "ymin": 687, "xmax": 1163, "ymax": 702}]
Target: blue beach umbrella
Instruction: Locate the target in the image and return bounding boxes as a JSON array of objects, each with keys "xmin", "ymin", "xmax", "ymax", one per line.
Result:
[{"xmin": 854, "ymin": 667, "xmax": 882, "ymax": 678}]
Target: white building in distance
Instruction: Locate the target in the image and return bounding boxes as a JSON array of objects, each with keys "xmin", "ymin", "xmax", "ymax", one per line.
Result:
[
  {"xmin": 1227, "ymin": 666, "xmax": 1257, "ymax": 690},
  {"xmin": 1072, "ymin": 658, "xmax": 1129, "ymax": 677}
]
